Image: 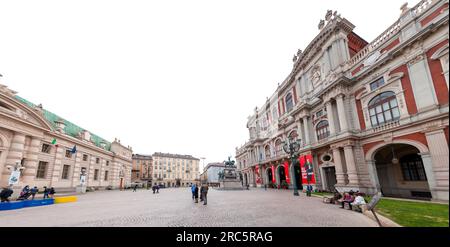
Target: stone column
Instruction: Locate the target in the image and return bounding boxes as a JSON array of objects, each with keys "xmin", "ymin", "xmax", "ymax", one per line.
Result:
[
  {"xmin": 5, "ymin": 132, "xmax": 26, "ymax": 171},
  {"xmin": 22, "ymin": 137, "xmax": 41, "ymax": 185},
  {"xmin": 343, "ymin": 145, "xmax": 359, "ymax": 185},
  {"xmin": 424, "ymin": 129, "xmax": 449, "ymax": 199},
  {"xmin": 366, "ymin": 159, "xmax": 381, "ymax": 193},
  {"xmin": 312, "ymin": 153, "xmax": 322, "ymax": 189},
  {"xmin": 332, "ymin": 147, "xmax": 347, "ymax": 186},
  {"xmin": 71, "ymin": 151, "xmax": 82, "ymax": 188},
  {"xmin": 303, "ymin": 117, "xmax": 310, "ymax": 144},
  {"xmin": 259, "ymin": 164, "xmax": 264, "ymax": 186},
  {"xmin": 50, "ymin": 145, "xmax": 64, "ymax": 186},
  {"xmin": 4, "ymin": 133, "xmax": 26, "ymax": 188},
  {"xmin": 419, "ymin": 153, "xmax": 438, "ymax": 199},
  {"xmin": 325, "ymin": 101, "xmax": 336, "ymax": 136},
  {"xmin": 336, "ymin": 95, "xmax": 348, "ymax": 132}
]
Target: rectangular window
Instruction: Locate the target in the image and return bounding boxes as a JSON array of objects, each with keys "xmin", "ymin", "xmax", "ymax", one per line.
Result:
[
  {"xmin": 94, "ymin": 169, "xmax": 99, "ymax": 180},
  {"xmin": 104, "ymin": 171, "xmax": 109, "ymax": 181},
  {"xmin": 65, "ymin": 150, "xmax": 72, "ymax": 158},
  {"xmin": 370, "ymin": 77, "xmax": 385, "ymax": 91},
  {"xmin": 41, "ymin": 144, "xmax": 51, "ymax": 153},
  {"xmin": 106, "ymin": 161, "xmax": 109, "ymax": 166},
  {"xmin": 83, "ymin": 154, "xmax": 88, "ymax": 161},
  {"xmin": 61, "ymin": 165, "xmax": 70, "ymax": 179},
  {"xmin": 36, "ymin": 161, "xmax": 48, "ymax": 179},
  {"xmin": 96, "ymin": 158, "xmax": 100, "ymax": 164}
]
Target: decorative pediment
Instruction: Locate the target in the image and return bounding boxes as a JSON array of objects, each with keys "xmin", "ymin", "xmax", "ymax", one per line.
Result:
[{"xmin": 0, "ymin": 91, "xmax": 52, "ymax": 132}]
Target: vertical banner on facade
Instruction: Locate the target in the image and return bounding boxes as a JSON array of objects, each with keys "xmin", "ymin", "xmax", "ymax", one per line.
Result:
[
  {"xmin": 255, "ymin": 166, "xmax": 261, "ymax": 184},
  {"xmin": 271, "ymin": 164, "xmax": 275, "ymax": 183},
  {"xmin": 299, "ymin": 154, "xmax": 316, "ymax": 184},
  {"xmin": 283, "ymin": 161, "xmax": 290, "ymax": 184},
  {"xmin": 8, "ymin": 170, "xmax": 20, "ymax": 185}
]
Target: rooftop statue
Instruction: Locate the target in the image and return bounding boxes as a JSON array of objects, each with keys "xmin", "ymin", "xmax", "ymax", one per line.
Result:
[{"xmin": 224, "ymin": 156, "xmax": 236, "ymax": 168}]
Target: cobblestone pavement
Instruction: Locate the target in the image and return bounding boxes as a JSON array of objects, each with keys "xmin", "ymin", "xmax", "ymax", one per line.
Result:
[{"xmin": 0, "ymin": 188, "xmax": 377, "ymax": 227}]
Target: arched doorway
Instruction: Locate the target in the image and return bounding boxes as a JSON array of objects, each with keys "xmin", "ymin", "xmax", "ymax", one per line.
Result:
[
  {"xmin": 374, "ymin": 144, "xmax": 431, "ymax": 200},
  {"xmin": 277, "ymin": 165, "xmax": 286, "ymax": 186},
  {"xmin": 266, "ymin": 168, "xmax": 273, "ymax": 186},
  {"xmin": 292, "ymin": 161, "xmax": 302, "ymax": 190}
]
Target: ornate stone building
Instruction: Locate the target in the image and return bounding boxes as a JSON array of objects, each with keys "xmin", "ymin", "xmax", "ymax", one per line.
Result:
[
  {"xmin": 0, "ymin": 85, "xmax": 133, "ymax": 193},
  {"xmin": 236, "ymin": 0, "xmax": 449, "ymax": 201},
  {"xmin": 151, "ymin": 152, "xmax": 200, "ymax": 187},
  {"xmin": 131, "ymin": 154, "xmax": 153, "ymax": 184}
]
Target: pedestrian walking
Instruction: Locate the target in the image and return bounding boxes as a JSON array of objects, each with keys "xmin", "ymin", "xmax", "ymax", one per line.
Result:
[
  {"xmin": 152, "ymin": 185, "xmax": 156, "ymax": 194},
  {"xmin": 156, "ymin": 184, "xmax": 160, "ymax": 193},
  {"xmin": 201, "ymin": 184, "xmax": 209, "ymax": 205},
  {"xmin": 30, "ymin": 186, "xmax": 38, "ymax": 200},
  {"xmin": 191, "ymin": 184, "xmax": 196, "ymax": 200},
  {"xmin": 194, "ymin": 184, "xmax": 199, "ymax": 203},
  {"xmin": 306, "ymin": 184, "xmax": 313, "ymax": 197},
  {"xmin": 49, "ymin": 187, "xmax": 56, "ymax": 198},
  {"xmin": 264, "ymin": 184, "xmax": 267, "ymax": 190},
  {"xmin": 200, "ymin": 185, "xmax": 204, "ymax": 202},
  {"xmin": 43, "ymin": 186, "xmax": 49, "ymax": 199},
  {"xmin": 0, "ymin": 187, "xmax": 13, "ymax": 202},
  {"xmin": 133, "ymin": 184, "xmax": 138, "ymax": 192}
]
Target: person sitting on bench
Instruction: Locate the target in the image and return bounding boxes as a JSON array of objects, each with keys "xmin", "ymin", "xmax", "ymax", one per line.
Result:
[
  {"xmin": 351, "ymin": 192, "xmax": 366, "ymax": 211},
  {"xmin": 340, "ymin": 191, "xmax": 355, "ymax": 209}
]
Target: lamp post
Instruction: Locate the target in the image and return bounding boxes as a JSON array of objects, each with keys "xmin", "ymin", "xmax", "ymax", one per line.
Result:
[{"xmin": 282, "ymin": 138, "xmax": 302, "ymax": 196}]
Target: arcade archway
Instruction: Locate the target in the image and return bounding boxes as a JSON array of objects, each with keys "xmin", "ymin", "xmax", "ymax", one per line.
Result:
[{"xmin": 373, "ymin": 144, "xmax": 431, "ymax": 200}]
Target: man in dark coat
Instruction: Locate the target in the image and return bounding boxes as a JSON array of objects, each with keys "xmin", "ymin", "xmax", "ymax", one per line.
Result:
[
  {"xmin": 30, "ymin": 186, "xmax": 38, "ymax": 200},
  {"xmin": 194, "ymin": 184, "xmax": 199, "ymax": 203},
  {"xmin": 43, "ymin": 186, "xmax": 49, "ymax": 199},
  {"xmin": 0, "ymin": 187, "xmax": 13, "ymax": 202},
  {"xmin": 201, "ymin": 184, "xmax": 209, "ymax": 205}
]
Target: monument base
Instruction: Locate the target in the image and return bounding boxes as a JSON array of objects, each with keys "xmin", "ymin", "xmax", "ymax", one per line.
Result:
[
  {"xmin": 217, "ymin": 179, "xmax": 244, "ymax": 190},
  {"xmin": 76, "ymin": 185, "xmax": 87, "ymax": 194}
]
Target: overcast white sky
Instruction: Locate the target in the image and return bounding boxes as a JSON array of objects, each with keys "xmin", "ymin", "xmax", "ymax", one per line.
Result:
[{"xmin": 0, "ymin": 0, "xmax": 419, "ymax": 170}]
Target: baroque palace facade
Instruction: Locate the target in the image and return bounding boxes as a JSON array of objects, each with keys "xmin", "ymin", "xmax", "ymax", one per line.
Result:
[
  {"xmin": 236, "ymin": 0, "xmax": 449, "ymax": 201},
  {"xmin": 0, "ymin": 84, "xmax": 133, "ymax": 193}
]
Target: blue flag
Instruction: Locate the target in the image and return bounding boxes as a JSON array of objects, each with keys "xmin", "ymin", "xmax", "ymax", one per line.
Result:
[{"xmin": 71, "ymin": 145, "xmax": 77, "ymax": 154}]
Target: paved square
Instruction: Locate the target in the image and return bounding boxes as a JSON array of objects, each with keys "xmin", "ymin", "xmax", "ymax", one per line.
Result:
[{"xmin": 0, "ymin": 188, "xmax": 377, "ymax": 227}]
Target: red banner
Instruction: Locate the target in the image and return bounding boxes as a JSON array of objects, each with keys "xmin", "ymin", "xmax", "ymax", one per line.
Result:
[
  {"xmin": 271, "ymin": 164, "xmax": 275, "ymax": 183},
  {"xmin": 299, "ymin": 154, "xmax": 316, "ymax": 184},
  {"xmin": 283, "ymin": 161, "xmax": 290, "ymax": 184},
  {"xmin": 255, "ymin": 166, "xmax": 261, "ymax": 184}
]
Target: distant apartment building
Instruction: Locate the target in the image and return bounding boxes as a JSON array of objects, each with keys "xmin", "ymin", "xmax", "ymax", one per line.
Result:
[
  {"xmin": 131, "ymin": 154, "xmax": 152, "ymax": 184},
  {"xmin": 151, "ymin": 152, "xmax": 200, "ymax": 187}
]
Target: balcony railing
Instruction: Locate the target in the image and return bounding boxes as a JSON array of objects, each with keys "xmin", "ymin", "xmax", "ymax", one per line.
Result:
[{"xmin": 363, "ymin": 119, "xmax": 401, "ymax": 135}]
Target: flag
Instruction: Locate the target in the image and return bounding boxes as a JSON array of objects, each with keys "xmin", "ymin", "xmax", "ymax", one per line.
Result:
[
  {"xmin": 71, "ymin": 145, "xmax": 77, "ymax": 154},
  {"xmin": 51, "ymin": 138, "xmax": 57, "ymax": 145}
]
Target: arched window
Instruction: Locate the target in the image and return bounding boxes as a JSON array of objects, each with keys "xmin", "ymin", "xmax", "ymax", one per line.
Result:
[
  {"xmin": 288, "ymin": 130, "xmax": 298, "ymax": 141},
  {"xmin": 368, "ymin": 91, "xmax": 400, "ymax": 127},
  {"xmin": 275, "ymin": 139, "xmax": 283, "ymax": 156},
  {"xmin": 316, "ymin": 120, "xmax": 330, "ymax": 140},
  {"xmin": 264, "ymin": 145, "xmax": 271, "ymax": 159},
  {"xmin": 400, "ymin": 154, "xmax": 427, "ymax": 181},
  {"xmin": 285, "ymin": 93, "xmax": 294, "ymax": 112}
]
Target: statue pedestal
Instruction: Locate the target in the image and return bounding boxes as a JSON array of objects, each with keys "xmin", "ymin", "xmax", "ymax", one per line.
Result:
[
  {"xmin": 76, "ymin": 185, "xmax": 87, "ymax": 194},
  {"xmin": 219, "ymin": 179, "xmax": 244, "ymax": 190},
  {"xmin": 217, "ymin": 167, "xmax": 244, "ymax": 190}
]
